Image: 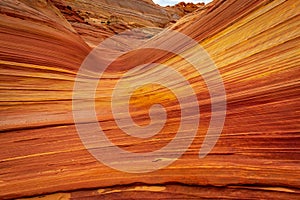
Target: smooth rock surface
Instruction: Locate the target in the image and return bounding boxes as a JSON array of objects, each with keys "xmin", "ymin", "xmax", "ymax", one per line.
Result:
[{"xmin": 0, "ymin": 0, "xmax": 299, "ymax": 199}]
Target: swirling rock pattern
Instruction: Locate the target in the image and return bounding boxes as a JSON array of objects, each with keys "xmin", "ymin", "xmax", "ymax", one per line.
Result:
[{"xmin": 0, "ymin": 0, "xmax": 299, "ymax": 199}]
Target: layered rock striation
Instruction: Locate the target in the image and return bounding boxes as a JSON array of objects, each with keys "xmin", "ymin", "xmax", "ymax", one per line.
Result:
[{"xmin": 0, "ymin": 0, "xmax": 299, "ymax": 199}]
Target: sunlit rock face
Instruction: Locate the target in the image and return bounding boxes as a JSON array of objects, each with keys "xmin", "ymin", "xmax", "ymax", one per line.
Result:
[
  {"xmin": 164, "ymin": 1, "xmax": 206, "ymax": 18},
  {"xmin": 0, "ymin": 0, "xmax": 299, "ymax": 199}
]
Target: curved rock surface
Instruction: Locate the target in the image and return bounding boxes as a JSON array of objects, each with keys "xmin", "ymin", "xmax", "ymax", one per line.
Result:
[{"xmin": 0, "ymin": 0, "xmax": 299, "ymax": 199}]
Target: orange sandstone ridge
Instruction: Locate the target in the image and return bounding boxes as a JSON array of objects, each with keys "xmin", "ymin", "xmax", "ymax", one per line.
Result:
[{"xmin": 0, "ymin": 0, "xmax": 299, "ymax": 199}]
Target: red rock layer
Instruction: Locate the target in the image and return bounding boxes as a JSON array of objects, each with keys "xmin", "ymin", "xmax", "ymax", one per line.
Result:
[{"xmin": 0, "ymin": 0, "xmax": 299, "ymax": 199}]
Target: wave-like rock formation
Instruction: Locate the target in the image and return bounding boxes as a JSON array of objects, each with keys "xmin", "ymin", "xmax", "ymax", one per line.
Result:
[{"xmin": 0, "ymin": 0, "xmax": 299, "ymax": 199}]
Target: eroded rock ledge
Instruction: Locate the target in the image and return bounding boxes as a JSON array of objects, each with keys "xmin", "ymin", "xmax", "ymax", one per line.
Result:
[{"xmin": 50, "ymin": 0, "xmax": 205, "ymax": 47}]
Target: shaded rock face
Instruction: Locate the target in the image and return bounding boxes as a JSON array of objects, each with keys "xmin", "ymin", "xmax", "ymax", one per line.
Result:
[
  {"xmin": 0, "ymin": 0, "xmax": 300, "ymax": 199},
  {"xmin": 50, "ymin": 0, "xmax": 200, "ymax": 47},
  {"xmin": 0, "ymin": 0, "xmax": 90, "ymax": 68}
]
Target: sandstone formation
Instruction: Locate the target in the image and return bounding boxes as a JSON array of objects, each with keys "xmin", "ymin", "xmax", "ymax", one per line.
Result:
[
  {"xmin": 50, "ymin": 0, "xmax": 200, "ymax": 47},
  {"xmin": 0, "ymin": 0, "xmax": 299, "ymax": 199},
  {"xmin": 165, "ymin": 1, "xmax": 205, "ymax": 18}
]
